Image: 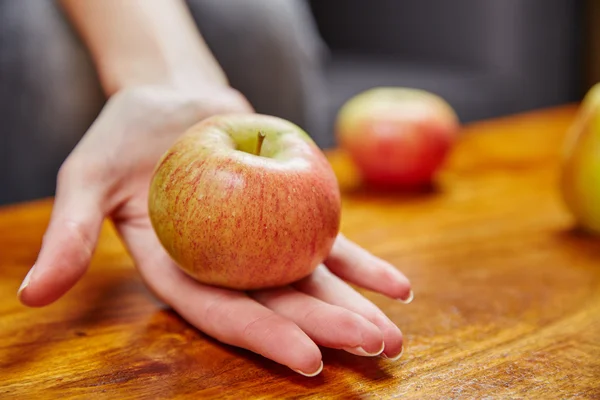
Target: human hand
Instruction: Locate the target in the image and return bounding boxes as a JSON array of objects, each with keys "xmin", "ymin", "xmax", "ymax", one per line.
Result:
[{"xmin": 17, "ymin": 85, "xmax": 413, "ymax": 377}]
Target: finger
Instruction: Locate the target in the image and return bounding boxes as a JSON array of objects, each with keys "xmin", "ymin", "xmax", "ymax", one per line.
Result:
[
  {"xmin": 326, "ymin": 234, "xmax": 413, "ymax": 303},
  {"xmin": 251, "ymin": 287, "xmax": 384, "ymax": 357},
  {"xmin": 118, "ymin": 223, "xmax": 323, "ymax": 377},
  {"xmin": 294, "ymin": 265, "xmax": 404, "ymax": 360},
  {"xmin": 174, "ymin": 285, "xmax": 324, "ymax": 377},
  {"xmin": 18, "ymin": 168, "xmax": 104, "ymax": 307}
]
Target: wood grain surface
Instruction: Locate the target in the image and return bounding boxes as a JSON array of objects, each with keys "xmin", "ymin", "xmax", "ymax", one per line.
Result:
[{"xmin": 1, "ymin": 105, "xmax": 599, "ymax": 399}]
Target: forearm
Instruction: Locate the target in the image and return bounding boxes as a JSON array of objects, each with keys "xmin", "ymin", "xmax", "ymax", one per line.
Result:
[{"xmin": 60, "ymin": 0, "xmax": 228, "ymax": 96}]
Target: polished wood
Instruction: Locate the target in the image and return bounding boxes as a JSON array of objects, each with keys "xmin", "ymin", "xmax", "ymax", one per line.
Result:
[{"xmin": 1, "ymin": 105, "xmax": 599, "ymax": 399}]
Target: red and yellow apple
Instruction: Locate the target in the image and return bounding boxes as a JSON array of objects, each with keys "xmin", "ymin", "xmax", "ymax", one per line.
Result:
[
  {"xmin": 148, "ymin": 114, "xmax": 341, "ymax": 290},
  {"xmin": 335, "ymin": 87, "xmax": 460, "ymax": 188},
  {"xmin": 561, "ymin": 82, "xmax": 600, "ymax": 234}
]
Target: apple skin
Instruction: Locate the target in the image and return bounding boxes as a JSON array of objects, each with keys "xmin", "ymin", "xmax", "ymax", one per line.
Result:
[
  {"xmin": 148, "ymin": 113, "xmax": 341, "ymax": 290},
  {"xmin": 561, "ymin": 83, "xmax": 600, "ymax": 234},
  {"xmin": 335, "ymin": 87, "xmax": 460, "ymax": 188}
]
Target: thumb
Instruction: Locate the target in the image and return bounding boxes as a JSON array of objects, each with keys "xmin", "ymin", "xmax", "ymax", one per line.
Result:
[{"xmin": 18, "ymin": 165, "xmax": 105, "ymax": 307}]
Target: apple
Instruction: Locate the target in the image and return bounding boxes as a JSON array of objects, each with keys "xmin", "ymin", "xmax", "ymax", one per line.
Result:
[
  {"xmin": 335, "ymin": 87, "xmax": 460, "ymax": 188},
  {"xmin": 561, "ymin": 82, "xmax": 600, "ymax": 234},
  {"xmin": 148, "ymin": 113, "xmax": 341, "ymax": 290}
]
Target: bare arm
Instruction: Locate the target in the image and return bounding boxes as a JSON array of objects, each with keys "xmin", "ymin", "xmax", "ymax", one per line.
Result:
[{"xmin": 60, "ymin": 0, "xmax": 228, "ymax": 95}]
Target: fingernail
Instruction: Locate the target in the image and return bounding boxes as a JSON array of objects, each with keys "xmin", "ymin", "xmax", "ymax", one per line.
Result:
[
  {"xmin": 381, "ymin": 346, "xmax": 404, "ymax": 361},
  {"xmin": 292, "ymin": 360, "xmax": 323, "ymax": 377},
  {"xmin": 18, "ymin": 265, "xmax": 35, "ymax": 298},
  {"xmin": 343, "ymin": 341, "xmax": 385, "ymax": 357},
  {"xmin": 398, "ymin": 290, "xmax": 414, "ymax": 304}
]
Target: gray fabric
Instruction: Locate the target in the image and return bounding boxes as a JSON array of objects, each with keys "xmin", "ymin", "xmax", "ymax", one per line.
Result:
[
  {"xmin": 188, "ymin": 0, "xmax": 329, "ymax": 144},
  {"xmin": 310, "ymin": 0, "xmax": 582, "ymax": 138},
  {"xmin": 0, "ymin": 0, "xmax": 583, "ymax": 206},
  {"xmin": 323, "ymin": 57, "xmax": 513, "ymax": 127},
  {"xmin": 0, "ymin": 0, "xmax": 328, "ymax": 205},
  {"xmin": 0, "ymin": 1, "xmax": 105, "ymax": 206}
]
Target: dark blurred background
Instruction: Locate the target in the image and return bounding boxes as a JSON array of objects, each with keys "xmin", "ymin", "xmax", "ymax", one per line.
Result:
[
  {"xmin": 0, "ymin": 0, "xmax": 597, "ymax": 206},
  {"xmin": 308, "ymin": 0, "xmax": 590, "ymax": 148}
]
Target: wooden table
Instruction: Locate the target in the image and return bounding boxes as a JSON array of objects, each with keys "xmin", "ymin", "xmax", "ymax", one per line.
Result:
[{"xmin": 1, "ymin": 105, "xmax": 599, "ymax": 399}]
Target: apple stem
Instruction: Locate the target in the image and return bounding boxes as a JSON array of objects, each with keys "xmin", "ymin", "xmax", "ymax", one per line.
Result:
[{"xmin": 256, "ymin": 131, "xmax": 266, "ymax": 156}]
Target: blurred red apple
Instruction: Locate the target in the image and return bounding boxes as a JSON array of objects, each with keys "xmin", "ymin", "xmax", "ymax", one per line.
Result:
[
  {"xmin": 335, "ymin": 87, "xmax": 460, "ymax": 188},
  {"xmin": 148, "ymin": 114, "xmax": 341, "ymax": 290}
]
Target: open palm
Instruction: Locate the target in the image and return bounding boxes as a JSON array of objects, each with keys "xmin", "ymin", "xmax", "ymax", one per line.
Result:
[{"xmin": 18, "ymin": 86, "xmax": 412, "ymax": 376}]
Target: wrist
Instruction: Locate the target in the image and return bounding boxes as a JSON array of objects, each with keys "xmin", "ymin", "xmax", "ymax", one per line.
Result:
[
  {"xmin": 98, "ymin": 55, "xmax": 229, "ymax": 97},
  {"xmin": 62, "ymin": 0, "xmax": 229, "ymax": 96}
]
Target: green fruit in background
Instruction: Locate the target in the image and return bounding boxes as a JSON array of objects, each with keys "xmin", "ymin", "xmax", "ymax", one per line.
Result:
[{"xmin": 561, "ymin": 82, "xmax": 600, "ymax": 234}]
